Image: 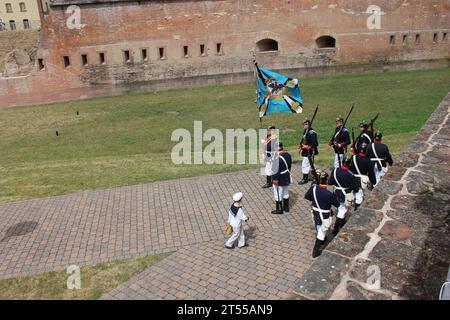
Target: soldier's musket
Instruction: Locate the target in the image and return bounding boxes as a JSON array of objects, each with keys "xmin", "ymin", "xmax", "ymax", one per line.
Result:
[
  {"xmin": 307, "ymin": 155, "xmax": 319, "ymax": 185},
  {"xmin": 369, "ymin": 112, "xmax": 380, "ymax": 134},
  {"xmin": 299, "ymin": 105, "xmax": 319, "ymax": 159},
  {"xmin": 351, "ymin": 127, "xmax": 356, "ymax": 155}
]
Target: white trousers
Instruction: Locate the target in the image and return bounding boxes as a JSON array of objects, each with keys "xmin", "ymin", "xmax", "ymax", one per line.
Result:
[
  {"xmin": 273, "ymin": 185, "xmax": 289, "ymax": 201},
  {"xmin": 301, "ymin": 157, "xmax": 311, "ymax": 174},
  {"xmin": 337, "ymin": 203, "xmax": 347, "ymax": 219},
  {"xmin": 334, "ymin": 154, "xmax": 344, "ymax": 169},
  {"xmin": 374, "ymin": 165, "xmax": 387, "ymax": 185},
  {"xmin": 225, "ymin": 226, "xmax": 245, "ymax": 248},
  {"xmin": 316, "ymin": 218, "xmax": 332, "ymax": 241},
  {"xmin": 355, "ymin": 188, "xmax": 364, "ymax": 205}
]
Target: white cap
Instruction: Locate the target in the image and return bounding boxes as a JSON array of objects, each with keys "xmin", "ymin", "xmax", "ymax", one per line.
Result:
[{"xmin": 233, "ymin": 192, "xmax": 243, "ymax": 202}]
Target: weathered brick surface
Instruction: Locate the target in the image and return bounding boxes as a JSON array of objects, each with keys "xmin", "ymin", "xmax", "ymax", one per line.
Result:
[
  {"xmin": 1, "ymin": 0, "xmax": 449, "ymax": 107},
  {"xmin": 102, "ymin": 226, "xmax": 315, "ymax": 300},
  {"xmin": 0, "ymin": 168, "xmax": 315, "ymax": 285},
  {"xmin": 294, "ymin": 92, "xmax": 450, "ymax": 300}
]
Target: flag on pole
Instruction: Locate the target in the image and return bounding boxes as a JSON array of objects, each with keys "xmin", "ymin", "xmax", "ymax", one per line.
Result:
[{"xmin": 255, "ymin": 63, "xmax": 303, "ymax": 118}]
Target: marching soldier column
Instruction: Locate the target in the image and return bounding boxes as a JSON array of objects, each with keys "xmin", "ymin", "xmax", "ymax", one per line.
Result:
[{"xmin": 253, "ymin": 104, "xmax": 394, "ymax": 258}]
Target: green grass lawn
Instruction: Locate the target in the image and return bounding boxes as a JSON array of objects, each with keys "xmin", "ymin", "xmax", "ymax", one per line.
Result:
[
  {"xmin": 0, "ymin": 253, "xmax": 170, "ymax": 300},
  {"xmin": 0, "ymin": 67, "xmax": 449, "ymax": 202}
]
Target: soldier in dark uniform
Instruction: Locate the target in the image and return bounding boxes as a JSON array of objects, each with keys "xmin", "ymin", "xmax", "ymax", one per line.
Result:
[
  {"xmin": 354, "ymin": 121, "xmax": 374, "ymax": 154},
  {"xmin": 271, "ymin": 142, "xmax": 292, "ymax": 215},
  {"xmin": 298, "ymin": 118, "xmax": 319, "ymax": 185},
  {"xmin": 349, "ymin": 142, "xmax": 376, "ymax": 210},
  {"xmin": 262, "ymin": 126, "xmax": 278, "ymax": 188},
  {"xmin": 328, "ymin": 156, "xmax": 359, "ymax": 235},
  {"xmin": 328, "ymin": 117, "xmax": 351, "ymax": 168},
  {"xmin": 305, "ymin": 170, "xmax": 340, "ymax": 258},
  {"xmin": 367, "ymin": 131, "xmax": 393, "ymax": 185}
]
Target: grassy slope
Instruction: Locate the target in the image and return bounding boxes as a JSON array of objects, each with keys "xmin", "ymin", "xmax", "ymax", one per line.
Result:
[
  {"xmin": 0, "ymin": 253, "xmax": 169, "ymax": 300},
  {"xmin": 0, "ymin": 68, "xmax": 449, "ymax": 202}
]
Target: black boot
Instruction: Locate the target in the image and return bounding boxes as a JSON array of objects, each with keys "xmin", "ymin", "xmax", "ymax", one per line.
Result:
[
  {"xmin": 271, "ymin": 201, "xmax": 283, "ymax": 215},
  {"xmin": 283, "ymin": 198, "xmax": 290, "ymax": 213},
  {"xmin": 262, "ymin": 176, "xmax": 272, "ymax": 188},
  {"xmin": 298, "ymin": 174, "xmax": 309, "ymax": 185},
  {"xmin": 312, "ymin": 238, "xmax": 325, "ymax": 258},
  {"xmin": 332, "ymin": 218, "xmax": 345, "ymax": 236}
]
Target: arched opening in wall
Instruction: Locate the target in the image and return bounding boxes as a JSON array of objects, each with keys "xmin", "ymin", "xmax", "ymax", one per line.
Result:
[
  {"xmin": 256, "ymin": 39, "xmax": 278, "ymax": 52},
  {"xmin": 316, "ymin": 36, "xmax": 336, "ymax": 49}
]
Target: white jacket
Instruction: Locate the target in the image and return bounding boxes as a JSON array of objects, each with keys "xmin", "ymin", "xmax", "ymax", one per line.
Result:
[{"xmin": 227, "ymin": 205, "xmax": 248, "ymax": 228}]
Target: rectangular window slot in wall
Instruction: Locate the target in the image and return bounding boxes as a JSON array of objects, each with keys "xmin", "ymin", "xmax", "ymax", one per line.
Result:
[
  {"xmin": 123, "ymin": 50, "xmax": 131, "ymax": 63},
  {"xmin": 38, "ymin": 58, "xmax": 45, "ymax": 71},
  {"xmin": 141, "ymin": 49, "xmax": 148, "ymax": 61},
  {"xmin": 183, "ymin": 46, "xmax": 189, "ymax": 58},
  {"xmin": 389, "ymin": 35, "xmax": 395, "ymax": 46},
  {"xmin": 433, "ymin": 33, "xmax": 438, "ymax": 44},
  {"xmin": 200, "ymin": 44, "xmax": 206, "ymax": 56},
  {"xmin": 81, "ymin": 54, "xmax": 88, "ymax": 66},
  {"xmin": 99, "ymin": 52, "xmax": 106, "ymax": 65},
  {"xmin": 216, "ymin": 43, "xmax": 223, "ymax": 55},
  {"xmin": 159, "ymin": 47, "xmax": 165, "ymax": 60},
  {"xmin": 63, "ymin": 56, "xmax": 70, "ymax": 68},
  {"xmin": 415, "ymin": 34, "xmax": 420, "ymax": 45}
]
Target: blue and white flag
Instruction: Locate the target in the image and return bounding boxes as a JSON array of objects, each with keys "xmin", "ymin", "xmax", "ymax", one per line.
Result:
[{"xmin": 255, "ymin": 63, "xmax": 303, "ymax": 118}]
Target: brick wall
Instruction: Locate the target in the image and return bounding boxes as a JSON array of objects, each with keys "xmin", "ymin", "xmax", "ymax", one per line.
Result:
[{"xmin": 0, "ymin": 0, "xmax": 449, "ymax": 107}]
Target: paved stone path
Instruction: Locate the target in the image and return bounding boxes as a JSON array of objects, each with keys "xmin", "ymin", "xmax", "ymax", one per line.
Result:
[{"xmin": 0, "ymin": 167, "xmax": 315, "ymax": 299}]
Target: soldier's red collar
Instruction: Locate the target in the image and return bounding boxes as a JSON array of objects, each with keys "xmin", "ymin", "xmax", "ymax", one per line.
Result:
[
  {"xmin": 375, "ymin": 140, "xmax": 382, "ymax": 144},
  {"xmin": 319, "ymin": 184, "xmax": 328, "ymax": 189},
  {"xmin": 358, "ymin": 152, "xmax": 366, "ymax": 157},
  {"xmin": 340, "ymin": 166, "xmax": 350, "ymax": 170}
]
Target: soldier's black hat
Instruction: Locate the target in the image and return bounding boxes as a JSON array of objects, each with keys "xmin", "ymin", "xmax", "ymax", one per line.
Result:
[
  {"xmin": 336, "ymin": 117, "xmax": 344, "ymax": 122},
  {"xmin": 342, "ymin": 155, "xmax": 352, "ymax": 167},
  {"xmin": 303, "ymin": 118, "xmax": 311, "ymax": 125},
  {"xmin": 268, "ymin": 125, "xmax": 276, "ymax": 130},
  {"xmin": 359, "ymin": 121, "xmax": 369, "ymax": 128},
  {"xmin": 375, "ymin": 131, "xmax": 383, "ymax": 139},
  {"xmin": 316, "ymin": 169, "xmax": 329, "ymax": 185},
  {"xmin": 278, "ymin": 142, "xmax": 284, "ymax": 150}
]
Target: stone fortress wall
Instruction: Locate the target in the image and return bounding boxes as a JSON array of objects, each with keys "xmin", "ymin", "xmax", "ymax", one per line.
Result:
[
  {"xmin": 0, "ymin": 0, "xmax": 449, "ymax": 107},
  {"xmin": 294, "ymin": 93, "xmax": 450, "ymax": 300}
]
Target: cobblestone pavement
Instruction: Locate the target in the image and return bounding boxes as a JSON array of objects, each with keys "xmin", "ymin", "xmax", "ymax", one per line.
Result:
[
  {"xmin": 0, "ymin": 167, "xmax": 315, "ymax": 293},
  {"xmin": 102, "ymin": 226, "xmax": 315, "ymax": 300}
]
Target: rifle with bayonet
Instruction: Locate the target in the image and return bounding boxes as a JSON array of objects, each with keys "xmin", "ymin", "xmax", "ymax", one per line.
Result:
[
  {"xmin": 351, "ymin": 127, "xmax": 356, "ymax": 155},
  {"xmin": 307, "ymin": 154, "xmax": 319, "ymax": 185},
  {"xmin": 369, "ymin": 112, "xmax": 380, "ymax": 137}
]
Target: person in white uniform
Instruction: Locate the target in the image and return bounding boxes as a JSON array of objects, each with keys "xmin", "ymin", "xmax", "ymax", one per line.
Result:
[{"xmin": 225, "ymin": 192, "xmax": 249, "ymax": 249}]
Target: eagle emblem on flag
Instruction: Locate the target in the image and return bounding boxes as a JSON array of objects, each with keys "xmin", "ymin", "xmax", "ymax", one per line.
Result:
[{"xmin": 255, "ymin": 62, "xmax": 303, "ymax": 118}]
